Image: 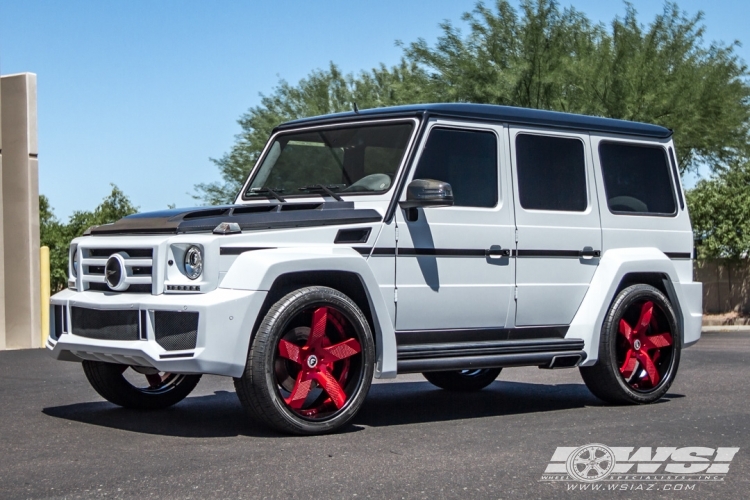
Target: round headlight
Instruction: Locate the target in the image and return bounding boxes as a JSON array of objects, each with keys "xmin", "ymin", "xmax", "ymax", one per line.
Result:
[{"xmin": 184, "ymin": 246, "xmax": 203, "ymax": 280}]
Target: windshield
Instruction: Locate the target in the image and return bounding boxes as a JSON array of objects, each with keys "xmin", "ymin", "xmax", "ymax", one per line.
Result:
[{"xmin": 244, "ymin": 121, "xmax": 415, "ymax": 199}]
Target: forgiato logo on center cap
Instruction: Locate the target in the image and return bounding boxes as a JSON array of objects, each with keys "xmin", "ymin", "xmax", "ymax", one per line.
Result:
[{"xmin": 566, "ymin": 444, "xmax": 616, "ymax": 482}]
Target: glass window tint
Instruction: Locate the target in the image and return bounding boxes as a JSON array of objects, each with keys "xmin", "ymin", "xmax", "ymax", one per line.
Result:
[
  {"xmin": 515, "ymin": 134, "xmax": 587, "ymax": 211},
  {"xmin": 413, "ymin": 128, "xmax": 498, "ymax": 208},
  {"xmin": 246, "ymin": 122, "xmax": 413, "ymax": 198},
  {"xmin": 599, "ymin": 142, "xmax": 676, "ymax": 215}
]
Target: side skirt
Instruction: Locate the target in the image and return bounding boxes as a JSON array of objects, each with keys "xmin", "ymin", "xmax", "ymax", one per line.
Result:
[{"xmin": 395, "ymin": 330, "xmax": 586, "ymax": 373}]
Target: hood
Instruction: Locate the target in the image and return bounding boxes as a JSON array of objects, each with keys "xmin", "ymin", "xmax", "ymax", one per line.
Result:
[{"xmin": 87, "ymin": 202, "xmax": 382, "ymax": 236}]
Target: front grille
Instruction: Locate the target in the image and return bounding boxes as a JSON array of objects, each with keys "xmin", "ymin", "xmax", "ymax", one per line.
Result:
[
  {"xmin": 79, "ymin": 247, "xmax": 154, "ymax": 294},
  {"xmin": 154, "ymin": 311, "xmax": 199, "ymax": 351},
  {"xmin": 71, "ymin": 307, "xmax": 140, "ymax": 341}
]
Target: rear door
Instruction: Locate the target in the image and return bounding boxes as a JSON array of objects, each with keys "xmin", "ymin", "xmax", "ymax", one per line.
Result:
[{"xmin": 509, "ymin": 127, "xmax": 603, "ymax": 327}]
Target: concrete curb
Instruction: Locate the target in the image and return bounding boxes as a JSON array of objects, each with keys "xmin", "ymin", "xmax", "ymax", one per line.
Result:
[{"xmin": 702, "ymin": 326, "xmax": 750, "ymax": 333}]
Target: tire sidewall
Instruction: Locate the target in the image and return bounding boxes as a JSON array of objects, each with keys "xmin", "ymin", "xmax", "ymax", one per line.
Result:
[
  {"xmin": 604, "ymin": 285, "xmax": 681, "ymax": 403},
  {"xmin": 252, "ymin": 287, "xmax": 375, "ymax": 434}
]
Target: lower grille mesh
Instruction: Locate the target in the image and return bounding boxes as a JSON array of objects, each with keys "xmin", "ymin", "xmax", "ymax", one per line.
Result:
[
  {"xmin": 154, "ymin": 311, "xmax": 199, "ymax": 351},
  {"xmin": 71, "ymin": 307, "xmax": 139, "ymax": 341}
]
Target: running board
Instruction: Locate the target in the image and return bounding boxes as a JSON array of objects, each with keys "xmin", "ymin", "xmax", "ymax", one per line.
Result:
[{"xmin": 396, "ymin": 338, "xmax": 585, "ymax": 374}]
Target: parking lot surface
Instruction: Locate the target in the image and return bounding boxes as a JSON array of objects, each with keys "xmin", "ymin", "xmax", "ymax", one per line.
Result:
[{"xmin": 1, "ymin": 332, "xmax": 749, "ymax": 499}]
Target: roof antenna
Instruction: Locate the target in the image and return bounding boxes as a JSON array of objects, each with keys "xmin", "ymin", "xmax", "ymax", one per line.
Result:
[{"xmin": 352, "ymin": 102, "xmax": 359, "ymax": 114}]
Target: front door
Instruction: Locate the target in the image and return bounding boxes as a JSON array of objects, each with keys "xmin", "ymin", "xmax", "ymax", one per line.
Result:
[
  {"xmin": 508, "ymin": 127, "xmax": 602, "ymax": 327},
  {"xmin": 395, "ymin": 120, "xmax": 515, "ymax": 332}
]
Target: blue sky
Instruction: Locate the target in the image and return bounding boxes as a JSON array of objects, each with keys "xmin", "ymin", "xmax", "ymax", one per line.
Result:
[{"xmin": 1, "ymin": 0, "xmax": 747, "ymax": 218}]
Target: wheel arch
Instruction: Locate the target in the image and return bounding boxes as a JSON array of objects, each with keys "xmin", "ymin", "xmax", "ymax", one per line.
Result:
[
  {"xmin": 567, "ymin": 248, "xmax": 688, "ymax": 366},
  {"xmin": 220, "ymin": 247, "xmax": 397, "ymax": 378}
]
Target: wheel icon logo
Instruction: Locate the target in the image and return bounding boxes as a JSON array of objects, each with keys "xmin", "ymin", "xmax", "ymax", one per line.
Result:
[{"xmin": 566, "ymin": 444, "xmax": 616, "ymax": 482}]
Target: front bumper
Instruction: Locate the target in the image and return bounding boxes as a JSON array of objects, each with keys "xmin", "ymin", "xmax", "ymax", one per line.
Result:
[{"xmin": 47, "ymin": 288, "xmax": 267, "ymax": 378}]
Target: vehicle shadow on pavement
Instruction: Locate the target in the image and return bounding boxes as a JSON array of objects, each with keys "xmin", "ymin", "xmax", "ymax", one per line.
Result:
[
  {"xmin": 355, "ymin": 380, "xmax": 601, "ymax": 427},
  {"xmin": 42, "ymin": 381, "xmax": 683, "ymax": 438}
]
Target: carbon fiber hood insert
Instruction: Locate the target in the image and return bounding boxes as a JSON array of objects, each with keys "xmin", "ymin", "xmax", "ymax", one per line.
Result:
[{"xmin": 87, "ymin": 202, "xmax": 382, "ymax": 236}]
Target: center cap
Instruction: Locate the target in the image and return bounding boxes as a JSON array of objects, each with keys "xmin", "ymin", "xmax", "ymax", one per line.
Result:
[
  {"xmin": 634, "ymin": 339, "xmax": 642, "ymax": 351},
  {"xmin": 306, "ymin": 355, "xmax": 319, "ymax": 369}
]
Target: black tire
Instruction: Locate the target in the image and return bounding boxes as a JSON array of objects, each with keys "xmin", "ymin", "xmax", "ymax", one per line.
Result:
[
  {"xmin": 580, "ymin": 284, "xmax": 681, "ymax": 404},
  {"xmin": 234, "ymin": 286, "xmax": 375, "ymax": 435},
  {"xmin": 82, "ymin": 360, "xmax": 201, "ymax": 410},
  {"xmin": 422, "ymin": 369, "xmax": 502, "ymax": 391}
]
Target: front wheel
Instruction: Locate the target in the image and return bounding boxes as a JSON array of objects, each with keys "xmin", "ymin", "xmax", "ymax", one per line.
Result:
[
  {"xmin": 580, "ymin": 284, "xmax": 681, "ymax": 404},
  {"xmin": 234, "ymin": 286, "xmax": 375, "ymax": 435},
  {"xmin": 423, "ymin": 368, "xmax": 501, "ymax": 391},
  {"xmin": 82, "ymin": 361, "xmax": 201, "ymax": 409}
]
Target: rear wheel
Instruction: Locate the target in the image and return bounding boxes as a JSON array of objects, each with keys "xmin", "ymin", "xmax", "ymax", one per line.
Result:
[
  {"xmin": 580, "ymin": 284, "xmax": 680, "ymax": 404},
  {"xmin": 423, "ymin": 368, "xmax": 501, "ymax": 391},
  {"xmin": 234, "ymin": 286, "xmax": 375, "ymax": 435},
  {"xmin": 82, "ymin": 361, "xmax": 201, "ymax": 410}
]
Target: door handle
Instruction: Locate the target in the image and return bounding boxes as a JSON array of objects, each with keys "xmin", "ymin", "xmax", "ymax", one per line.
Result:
[
  {"xmin": 580, "ymin": 246, "xmax": 601, "ymax": 259},
  {"xmin": 486, "ymin": 245, "xmax": 511, "ymax": 259}
]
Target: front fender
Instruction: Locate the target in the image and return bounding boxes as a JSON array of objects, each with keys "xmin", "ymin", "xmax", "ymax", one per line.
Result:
[
  {"xmin": 219, "ymin": 247, "xmax": 397, "ymax": 378},
  {"xmin": 568, "ymin": 248, "xmax": 701, "ymax": 366}
]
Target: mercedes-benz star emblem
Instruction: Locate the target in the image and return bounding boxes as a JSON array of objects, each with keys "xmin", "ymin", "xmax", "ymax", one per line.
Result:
[{"xmin": 105, "ymin": 253, "xmax": 129, "ymax": 291}]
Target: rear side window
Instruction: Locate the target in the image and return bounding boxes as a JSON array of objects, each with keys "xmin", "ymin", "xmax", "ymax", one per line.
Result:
[
  {"xmin": 413, "ymin": 127, "xmax": 498, "ymax": 208},
  {"xmin": 599, "ymin": 142, "xmax": 676, "ymax": 215},
  {"xmin": 515, "ymin": 134, "xmax": 587, "ymax": 211}
]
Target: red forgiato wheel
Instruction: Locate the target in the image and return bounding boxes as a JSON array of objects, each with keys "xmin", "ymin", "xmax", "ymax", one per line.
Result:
[
  {"xmin": 580, "ymin": 284, "xmax": 681, "ymax": 404},
  {"xmin": 235, "ymin": 286, "xmax": 375, "ymax": 434},
  {"xmin": 276, "ymin": 306, "xmax": 362, "ymax": 418},
  {"xmin": 82, "ymin": 361, "xmax": 201, "ymax": 409},
  {"xmin": 616, "ymin": 300, "xmax": 674, "ymax": 391}
]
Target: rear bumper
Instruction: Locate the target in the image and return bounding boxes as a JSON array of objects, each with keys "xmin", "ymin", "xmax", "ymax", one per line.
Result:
[
  {"xmin": 47, "ymin": 288, "xmax": 267, "ymax": 378},
  {"xmin": 680, "ymin": 281, "xmax": 702, "ymax": 348}
]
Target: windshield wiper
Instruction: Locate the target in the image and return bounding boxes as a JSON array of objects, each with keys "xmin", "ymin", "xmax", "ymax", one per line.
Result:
[
  {"xmin": 249, "ymin": 187, "xmax": 286, "ymax": 203},
  {"xmin": 298, "ymin": 184, "xmax": 345, "ymax": 202}
]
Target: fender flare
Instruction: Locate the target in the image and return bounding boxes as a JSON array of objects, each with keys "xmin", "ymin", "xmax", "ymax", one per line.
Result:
[
  {"xmin": 568, "ymin": 248, "xmax": 690, "ymax": 366},
  {"xmin": 219, "ymin": 246, "xmax": 397, "ymax": 378}
]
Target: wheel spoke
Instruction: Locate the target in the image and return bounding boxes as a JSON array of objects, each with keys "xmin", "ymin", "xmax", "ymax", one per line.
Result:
[
  {"xmin": 278, "ymin": 339, "xmax": 302, "ymax": 364},
  {"xmin": 285, "ymin": 372, "xmax": 313, "ymax": 410},
  {"xmin": 618, "ymin": 319, "xmax": 634, "ymax": 343},
  {"xmin": 635, "ymin": 301, "xmax": 654, "ymax": 335},
  {"xmin": 619, "ymin": 349, "xmax": 638, "ymax": 378},
  {"xmin": 146, "ymin": 373, "xmax": 163, "ymax": 388},
  {"xmin": 307, "ymin": 307, "xmax": 329, "ymax": 348},
  {"xmin": 635, "ymin": 351, "xmax": 660, "ymax": 386},
  {"xmin": 643, "ymin": 332, "xmax": 673, "ymax": 350},
  {"xmin": 323, "ymin": 338, "xmax": 361, "ymax": 363},
  {"xmin": 313, "ymin": 368, "xmax": 347, "ymax": 409}
]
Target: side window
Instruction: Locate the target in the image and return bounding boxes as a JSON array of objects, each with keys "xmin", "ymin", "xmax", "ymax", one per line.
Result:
[
  {"xmin": 412, "ymin": 127, "xmax": 498, "ymax": 208},
  {"xmin": 599, "ymin": 142, "xmax": 676, "ymax": 215},
  {"xmin": 515, "ymin": 134, "xmax": 587, "ymax": 212}
]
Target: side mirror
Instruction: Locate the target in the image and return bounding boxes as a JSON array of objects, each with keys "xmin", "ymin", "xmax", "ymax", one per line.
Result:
[{"xmin": 399, "ymin": 179, "xmax": 454, "ymax": 209}]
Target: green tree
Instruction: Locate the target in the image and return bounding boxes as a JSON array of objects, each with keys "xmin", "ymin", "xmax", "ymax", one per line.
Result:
[
  {"xmin": 200, "ymin": 0, "xmax": 750, "ymax": 203},
  {"xmin": 195, "ymin": 61, "xmax": 430, "ymax": 204},
  {"xmin": 404, "ymin": 0, "xmax": 750, "ymax": 174},
  {"xmin": 40, "ymin": 185, "xmax": 138, "ymax": 292},
  {"xmin": 687, "ymin": 162, "xmax": 750, "ymax": 260}
]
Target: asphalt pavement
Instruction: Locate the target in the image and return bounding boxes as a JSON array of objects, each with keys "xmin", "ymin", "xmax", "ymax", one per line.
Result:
[{"xmin": 1, "ymin": 332, "xmax": 749, "ymax": 499}]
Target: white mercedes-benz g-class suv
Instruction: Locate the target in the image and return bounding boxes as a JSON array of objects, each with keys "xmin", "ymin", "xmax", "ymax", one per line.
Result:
[{"xmin": 48, "ymin": 104, "xmax": 702, "ymax": 435}]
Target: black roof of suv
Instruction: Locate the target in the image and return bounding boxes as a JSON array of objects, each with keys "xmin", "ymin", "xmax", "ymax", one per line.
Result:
[{"xmin": 276, "ymin": 103, "xmax": 672, "ymax": 139}]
